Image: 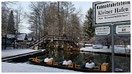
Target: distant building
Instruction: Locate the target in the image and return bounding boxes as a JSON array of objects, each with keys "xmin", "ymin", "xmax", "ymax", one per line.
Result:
[
  {"xmin": 16, "ymin": 33, "xmax": 27, "ymax": 42},
  {"xmin": 2, "ymin": 33, "xmax": 33, "ymax": 49},
  {"xmin": 6, "ymin": 34, "xmax": 16, "ymax": 39},
  {"xmin": 27, "ymin": 37, "xmax": 34, "ymax": 42},
  {"xmin": 2, "ymin": 34, "xmax": 16, "ymax": 49}
]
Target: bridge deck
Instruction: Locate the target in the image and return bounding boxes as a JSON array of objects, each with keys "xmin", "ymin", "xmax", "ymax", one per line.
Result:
[{"xmin": 30, "ymin": 35, "xmax": 78, "ymax": 48}]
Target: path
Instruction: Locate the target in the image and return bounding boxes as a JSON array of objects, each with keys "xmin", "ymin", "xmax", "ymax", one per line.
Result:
[{"xmin": 2, "ymin": 48, "xmax": 39, "ymax": 58}]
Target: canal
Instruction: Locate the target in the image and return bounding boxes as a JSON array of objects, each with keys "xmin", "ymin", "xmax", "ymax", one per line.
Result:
[
  {"xmin": 6, "ymin": 48, "xmax": 130, "ymax": 72},
  {"xmin": 45, "ymin": 49, "xmax": 130, "ymax": 72}
]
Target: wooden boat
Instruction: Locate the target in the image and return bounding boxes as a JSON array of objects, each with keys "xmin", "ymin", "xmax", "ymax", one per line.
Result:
[{"xmin": 28, "ymin": 57, "xmax": 110, "ymax": 72}]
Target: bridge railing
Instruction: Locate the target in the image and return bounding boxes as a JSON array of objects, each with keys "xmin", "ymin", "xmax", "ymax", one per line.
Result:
[
  {"xmin": 29, "ymin": 35, "xmax": 79, "ymax": 49},
  {"xmin": 29, "ymin": 35, "xmax": 48, "ymax": 48}
]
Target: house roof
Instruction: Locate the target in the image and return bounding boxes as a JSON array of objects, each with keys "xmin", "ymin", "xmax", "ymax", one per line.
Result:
[
  {"xmin": 6, "ymin": 34, "xmax": 15, "ymax": 39},
  {"xmin": 6, "ymin": 33, "xmax": 33, "ymax": 41},
  {"xmin": 17, "ymin": 33, "xmax": 27, "ymax": 41},
  {"xmin": 27, "ymin": 37, "xmax": 33, "ymax": 41}
]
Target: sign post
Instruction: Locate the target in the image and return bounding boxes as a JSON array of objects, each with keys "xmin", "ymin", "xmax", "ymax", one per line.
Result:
[
  {"xmin": 94, "ymin": 1, "xmax": 130, "ymax": 25},
  {"xmin": 93, "ymin": 1, "xmax": 130, "ymax": 72},
  {"xmin": 111, "ymin": 24, "xmax": 114, "ymax": 72}
]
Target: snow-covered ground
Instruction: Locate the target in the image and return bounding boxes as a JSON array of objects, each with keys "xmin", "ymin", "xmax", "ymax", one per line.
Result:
[
  {"xmin": 2, "ymin": 48, "xmax": 38, "ymax": 58},
  {"xmin": 2, "ymin": 62, "xmax": 76, "ymax": 72},
  {"xmin": 80, "ymin": 45, "xmax": 130, "ymax": 54},
  {"xmin": 2, "ymin": 48, "xmax": 77, "ymax": 72}
]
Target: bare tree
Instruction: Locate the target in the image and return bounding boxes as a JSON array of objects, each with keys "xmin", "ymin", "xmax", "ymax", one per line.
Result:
[
  {"xmin": 14, "ymin": 5, "xmax": 23, "ymax": 33},
  {"xmin": 28, "ymin": 1, "xmax": 82, "ymax": 42}
]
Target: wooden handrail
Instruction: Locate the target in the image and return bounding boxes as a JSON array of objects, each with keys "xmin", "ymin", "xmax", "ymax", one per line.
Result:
[{"xmin": 29, "ymin": 35, "xmax": 79, "ymax": 48}]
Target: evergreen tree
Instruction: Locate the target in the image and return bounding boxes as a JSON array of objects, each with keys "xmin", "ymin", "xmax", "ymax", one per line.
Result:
[
  {"xmin": 2, "ymin": 2, "xmax": 12, "ymax": 36},
  {"xmin": 83, "ymin": 8, "xmax": 94, "ymax": 40},
  {"xmin": 7, "ymin": 10, "xmax": 16, "ymax": 34}
]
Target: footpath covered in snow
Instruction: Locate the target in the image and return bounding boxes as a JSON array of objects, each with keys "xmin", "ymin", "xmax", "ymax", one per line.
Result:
[
  {"xmin": 2, "ymin": 48, "xmax": 38, "ymax": 58},
  {"xmin": 2, "ymin": 62, "xmax": 76, "ymax": 72},
  {"xmin": 80, "ymin": 46, "xmax": 130, "ymax": 55}
]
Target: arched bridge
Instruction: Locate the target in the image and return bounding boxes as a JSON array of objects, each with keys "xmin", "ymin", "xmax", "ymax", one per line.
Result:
[{"xmin": 29, "ymin": 35, "xmax": 79, "ymax": 49}]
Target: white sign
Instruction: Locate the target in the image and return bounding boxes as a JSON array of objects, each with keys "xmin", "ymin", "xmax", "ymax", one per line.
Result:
[
  {"xmin": 116, "ymin": 25, "xmax": 130, "ymax": 34},
  {"xmin": 95, "ymin": 1, "xmax": 130, "ymax": 24},
  {"xmin": 95, "ymin": 26, "xmax": 110, "ymax": 35}
]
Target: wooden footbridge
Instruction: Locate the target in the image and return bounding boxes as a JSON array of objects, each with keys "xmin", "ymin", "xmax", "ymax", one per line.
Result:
[{"xmin": 29, "ymin": 35, "xmax": 79, "ymax": 50}]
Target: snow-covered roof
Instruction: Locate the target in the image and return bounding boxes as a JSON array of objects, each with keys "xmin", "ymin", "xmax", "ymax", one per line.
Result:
[
  {"xmin": 6, "ymin": 34, "xmax": 15, "ymax": 39},
  {"xmin": 6, "ymin": 33, "xmax": 34, "ymax": 41},
  {"xmin": 17, "ymin": 33, "xmax": 27, "ymax": 41},
  {"xmin": 27, "ymin": 37, "xmax": 33, "ymax": 41}
]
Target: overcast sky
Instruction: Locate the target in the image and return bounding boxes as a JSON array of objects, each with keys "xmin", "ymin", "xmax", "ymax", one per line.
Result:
[{"xmin": 11, "ymin": 1, "xmax": 92, "ymax": 34}]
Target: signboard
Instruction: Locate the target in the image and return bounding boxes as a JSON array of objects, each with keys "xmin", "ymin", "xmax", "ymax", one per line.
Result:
[
  {"xmin": 95, "ymin": 1, "xmax": 130, "ymax": 24},
  {"xmin": 116, "ymin": 25, "xmax": 130, "ymax": 34},
  {"xmin": 95, "ymin": 26, "xmax": 110, "ymax": 35},
  {"xmin": 93, "ymin": 1, "xmax": 130, "ymax": 72}
]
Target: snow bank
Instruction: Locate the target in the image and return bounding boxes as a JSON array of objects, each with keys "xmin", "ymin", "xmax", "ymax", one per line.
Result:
[
  {"xmin": 80, "ymin": 45, "xmax": 130, "ymax": 54},
  {"xmin": 2, "ymin": 49, "xmax": 37, "ymax": 58},
  {"xmin": 2, "ymin": 62, "xmax": 76, "ymax": 72}
]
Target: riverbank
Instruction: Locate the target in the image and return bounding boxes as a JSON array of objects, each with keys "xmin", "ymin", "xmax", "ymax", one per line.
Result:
[
  {"xmin": 80, "ymin": 46, "xmax": 130, "ymax": 55},
  {"xmin": 2, "ymin": 48, "xmax": 39, "ymax": 58}
]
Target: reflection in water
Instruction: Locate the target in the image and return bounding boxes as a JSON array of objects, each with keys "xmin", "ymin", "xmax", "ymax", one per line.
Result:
[{"xmin": 38, "ymin": 49, "xmax": 130, "ymax": 72}]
